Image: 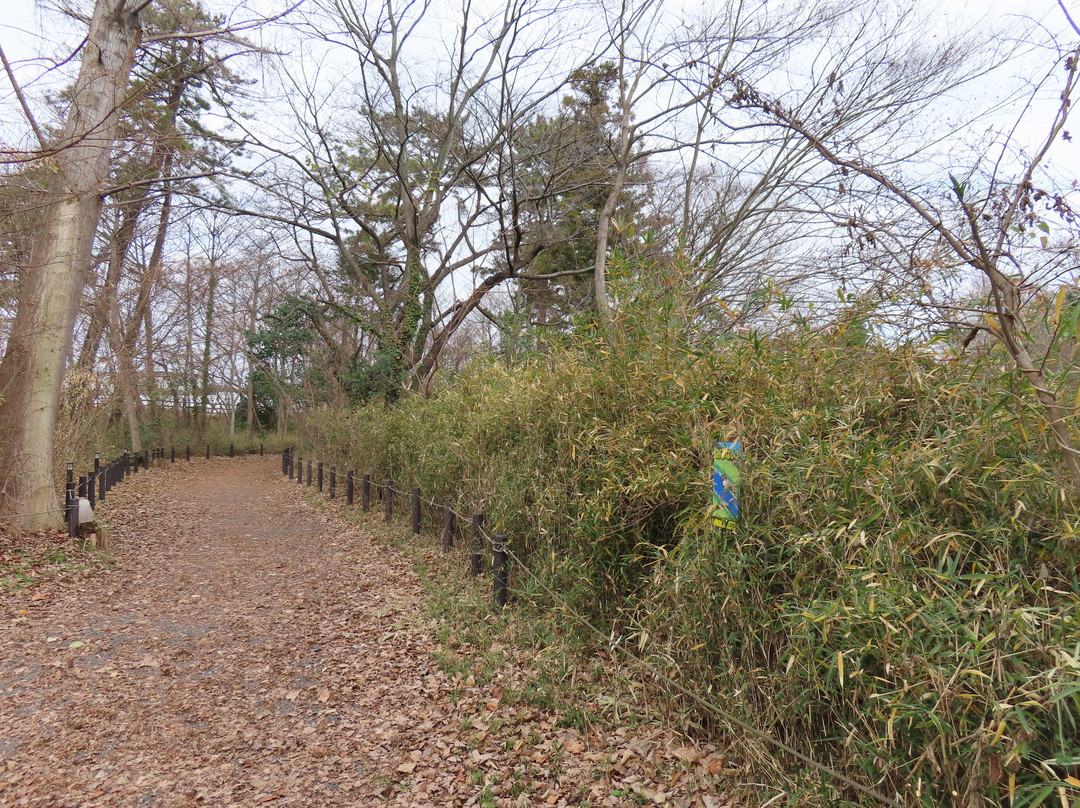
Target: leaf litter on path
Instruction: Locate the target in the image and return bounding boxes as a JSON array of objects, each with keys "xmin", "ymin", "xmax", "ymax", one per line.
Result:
[{"xmin": 0, "ymin": 457, "xmax": 738, "ymax": 807}]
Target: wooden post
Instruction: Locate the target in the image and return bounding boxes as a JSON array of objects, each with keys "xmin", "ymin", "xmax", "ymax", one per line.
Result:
[
  {"xmin": 260, "ymin": 443, "xmax": 264, "ymax": 457},
  {"xmin": 123, "ymin": 449, "xmax": 129, "ymax": 477},
  {"xmin": 307, "ymin": 459, "xmax": 312, "ymax": 486},
  {"xmin": 132, "ymin": 450, "xmax": 139, "ymax": 474},
  {"xmin": 229, "ymin": 442, "xmax": 234, "ymax": 458},
  {"xmin": 297, "ymin": 457, "xmax": 303, "ymax": 484},
  {"xmin": 90, "ymin": 454, "xmax": 99, "ymax": 509},
  {"xmin": 384, "ymin": 479, "xmax": 393, "ymax": 521},
  {"xmin": 171, "ymin": 446, "xmax": 175, "ymax": 463},
  {"xmin": 443, "ymin": 498, "xmax": 455, "ymax": 553},
  {"xmin": 206, "ymin": 443, "xmax": 210, "ymax": 460},
  {"xmin": 346, "ymin": 470, "xmax": 354, "ymax": 505},
  {"xmin": 65, "ymin": 463, "xmax": 75, "ymax": 497},
  {"xmin": 493, "ymin": 535, "xmax": 508, "ymax": 608},
  {"xmin": 65, "ymin": 464, "xmax": 76, "ymax": 535},
  {"xmin": 78, "ymin": 475, "xmax": 87, "ymax": 499},
  {"xmin": 470, "ymin": 514, "xmax": 483, "ymax": 577},
  {"xmin": 317, "ymin": 462, "xmax": 323, "ymax": 492},
  {"xmin": 329, "ymin": 467, "xmax": 336, "ymax": 499},
  {"xmin": 98, "ymin": 459, "xmax": 106, "ymax": 502},
  {"xmin": 411, "ymin": 488, "xmax": 421, "ymax": 535},
  {"xmin": 67, "ymin": 491, "xmax": 78, "ymax": 539},
  {"xmin": 361, "ymin": 474, "xmax": 370, "ymax": 511}
]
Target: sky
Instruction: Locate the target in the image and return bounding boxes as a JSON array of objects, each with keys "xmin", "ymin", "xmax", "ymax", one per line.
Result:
[
  {"xmin": 3, "ymin": 0, "xmax": 1078, "ymax": 155},
  {"xmin": 1, "ymin": 0, "xmax": 1078, "ymax": 266}
]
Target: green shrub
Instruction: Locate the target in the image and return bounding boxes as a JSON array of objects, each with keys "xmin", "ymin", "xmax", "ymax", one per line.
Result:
[{"xmin": 304, "ymin": 260, "xmax": 1079, "ymax": 807}]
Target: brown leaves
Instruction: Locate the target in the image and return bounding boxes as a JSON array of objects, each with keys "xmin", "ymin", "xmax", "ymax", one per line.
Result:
[{"xmin": 0, "ymin": 458, "xmax": 740, "ymax": 807}]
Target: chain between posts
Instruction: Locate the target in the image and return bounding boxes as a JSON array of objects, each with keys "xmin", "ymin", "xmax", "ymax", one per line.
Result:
[{"xmin": 273, "ymin": 448, "xmax": 904, "ymax": 806}]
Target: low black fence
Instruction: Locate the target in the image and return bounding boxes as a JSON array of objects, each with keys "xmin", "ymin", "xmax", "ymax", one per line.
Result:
[
  {"xmin": 64, "ymin": 442, "xmax": 265, "ymax": 537},
  {"xmin": 279, "ymin": 447, "xmax": 510, "ymax": 607}
]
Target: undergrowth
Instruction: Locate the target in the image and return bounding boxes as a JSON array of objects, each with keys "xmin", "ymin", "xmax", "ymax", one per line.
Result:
[{"xmin": 303, "ymin": 258, "xmax": 1080, "ymax": 807}]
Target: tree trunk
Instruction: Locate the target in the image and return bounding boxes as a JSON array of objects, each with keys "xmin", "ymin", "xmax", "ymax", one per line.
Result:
[
  {"xmin": 0, "ymin": 0, "xmax": 141, "ymax": 529},
  {"xmin": 106, "ymin": 302, "xmax": 143, "ymax": 453},
  {"xmin": 245, "ymin": 373, "xmax": 256, "ymax": 436},
  {"xmin": 199, "ymin": 269, "xmax": 218, "ymax": 435},
  {"xmin": 77, "ymin": 202, "xmax": 143, "ymax": 371}
]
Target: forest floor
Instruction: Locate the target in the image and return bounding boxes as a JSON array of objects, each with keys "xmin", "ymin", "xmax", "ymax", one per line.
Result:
[{"xmin": 0, "ymin": 457, "xmax": 740, "ymax": 808}]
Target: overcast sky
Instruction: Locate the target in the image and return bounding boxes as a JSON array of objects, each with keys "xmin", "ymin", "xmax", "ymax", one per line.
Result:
[{"xmin": 1, "ymin": 0, "xmax": 1077, "ymax": 194}]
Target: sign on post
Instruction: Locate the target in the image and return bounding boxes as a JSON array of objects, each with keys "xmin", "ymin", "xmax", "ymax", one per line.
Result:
[{"xmin": 712, "ymin": 441, "xmax": 741, "ymax": 530}]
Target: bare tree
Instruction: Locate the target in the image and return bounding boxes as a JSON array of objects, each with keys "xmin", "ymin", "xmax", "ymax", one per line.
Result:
[
  {"xmin": 728, "ymin": 21, "xmax": 1080, "ymax": 493},
  {"xmin": 218, "ymin": 0, "xmax": 602, "ymax": 397}
]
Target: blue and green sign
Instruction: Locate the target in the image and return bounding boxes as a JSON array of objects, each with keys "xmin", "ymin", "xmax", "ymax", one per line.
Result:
[{"xmin": 712, "ymin": 441, "xmax": 741, "ymax": 530}]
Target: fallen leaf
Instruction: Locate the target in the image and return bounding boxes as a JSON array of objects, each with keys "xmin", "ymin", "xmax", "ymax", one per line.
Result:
[{"xmin": 672, "ymin": 747, "xmax": 701, "ymax": 764}]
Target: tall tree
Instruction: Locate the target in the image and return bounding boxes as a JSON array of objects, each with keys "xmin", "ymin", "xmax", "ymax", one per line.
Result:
[
  {"xmin": 224, "ymin": 0, "xmax": 590, "ymax": 397},
  {"xmin": 77, "ymin": 0, "xmax": 253, "ymax": 449},
  {"xmin": 0, "ymin": 0, "xmax": 145, "ymax": 529}
]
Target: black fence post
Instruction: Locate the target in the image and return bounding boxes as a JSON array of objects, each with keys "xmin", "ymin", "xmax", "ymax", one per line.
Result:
[
  {"xmin": 493, "ymin": 535, "xmax": 509, "ymax": 608},
  {"xmin": 470, "ymin": 514, "xmax": 484, "ymax": 577},
  {"xmin": 329, "ymin": 467, "xmax": 336, "ymax": 499},
  {"xmin": 307, "ymin": 459, "xmax": 312, "ymax": 486},
  {"xmin": 133, "ymin": 450, "xmax": 139, "ymax": 475},
  {"xmin": 99, "ymin": 462, "xmax": 106, "ymax": 502},
  {"xmin": 67, "ymin": 491, "xmax": 78, "ymax": 539},
  {"xmin": 317, "ymin": 462, "xmax": 323, "ymax": 492},
  {"xmin": 206, "ymin": 444, "xmax": 210, "ymax": 460},
  {"xmin": 384, "ymin": 479, "xmax": 393, "ymax": 522},
  {"xmin": 65, "ymin": 463, "xmax": 76, "ymax": 535},
  {"xmin": 411, "ymin": 488, "xmax": 421, "ymax": 535},
  {"xmin": 230, "ymin": 442, "xmax": 234, "ymax": 458},
  {"xmin": 361, "ymin": 474, "xmax": 370, "ymax": 512},
  {"xmin": 260, "ymin": 443, "xmax": 264, "ymax": 457},
  {"xmin": 78, "ymin": 475, "xmax": 87, "ymax": 500},
  {"xmin": 346, "ymin": 470, "xmax": 354, "ymax": 505},
  {"xmin": 297, "ymin": 456, "xmax": 303, "ymax": 484},
  {"xmin": 90, "ymin": 454, "xmax": 99, "ymax": 509},
  {"xmin": 443, "ymin": 499, "xmax": 455, "ymax": 553}
]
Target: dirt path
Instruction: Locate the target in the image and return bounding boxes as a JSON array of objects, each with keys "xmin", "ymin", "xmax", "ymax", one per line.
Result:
[
  {"xmin": 0, "ymin": 458, "xmax": 735, "ymax": 808},
  {"xmin": 0, "ymin": 457, "xmax": 446, "ymax": 807}
]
